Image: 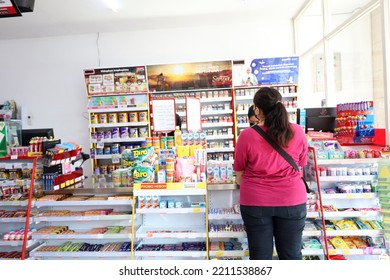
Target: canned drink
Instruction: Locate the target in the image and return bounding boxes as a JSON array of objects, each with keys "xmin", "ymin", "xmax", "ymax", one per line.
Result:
[
  {"xmin": 91, "ymin": 132, "xmax": 97, "ymax": 140},
  {"xmin": 160, "ymin": 137, "xmax": 167, "ymax": 149},
  {"xmin": 146, "ymin": 137, "xmax": 153, "ymax": 147}
]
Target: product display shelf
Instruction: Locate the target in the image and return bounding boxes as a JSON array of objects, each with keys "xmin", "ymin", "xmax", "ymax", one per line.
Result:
[
  {"xmin": 234, "ymin": 84, "xmax": 299, "ymax": 136},
  {"xmin": 87, "ymin": 91, "xmax": 150, "ymax": 177},
  {"xmin": 29, "ymin": 187, "xmax": 137, "ymax": 260},
  {"xmin": 306, "ymin": 147, "xmax": 386, "ymax": 260},
  {"xmin": 207, "ymin": 187, "xmax": 248, "ymax": 259},
  {"xmin": 0, "ymin": 156, "xmax": 39, "ymax": 260},
  {"xmin": 133, "ymin": 182, "xmax": 208, "ymax": 260}
]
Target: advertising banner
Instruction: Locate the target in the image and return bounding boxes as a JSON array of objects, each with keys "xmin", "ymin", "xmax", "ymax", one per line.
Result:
[
  {"xmin": 147, "ymin": 61, "xmax": 232, "ymax": 92},
  {"xmin": 83, "ymin": 66, "xmax": 148, "ymax": 96},
  {"xmin": 250, "ymin": 56, "xmax": 299, "ymax": 85}
]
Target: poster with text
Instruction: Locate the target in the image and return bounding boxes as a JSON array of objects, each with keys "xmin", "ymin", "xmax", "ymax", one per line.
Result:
[
  {"xmin": 147, "ymin": 61, "xmax": 232, "ymax": 92},
  {"xmin": 151, "ymin": 99, "xmax": 176, "ymax": 132},
  {"xmin": 83, "ymin": 66, "xmax": 148, "ymax": 96},
  {"xmin": 250, "ymin": 56, "xmax": 299, "ymax": 85}
]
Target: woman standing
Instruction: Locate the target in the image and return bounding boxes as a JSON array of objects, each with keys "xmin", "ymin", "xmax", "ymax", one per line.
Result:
[{"xmin": 234, "ymin": 87, "xmax": 308, "ymax": 260}]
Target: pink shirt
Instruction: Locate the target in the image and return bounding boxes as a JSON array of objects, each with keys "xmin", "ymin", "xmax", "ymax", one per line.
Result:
[{"xmin": 234, "ymin": 124, "xmax": 308, "ymax": 207}]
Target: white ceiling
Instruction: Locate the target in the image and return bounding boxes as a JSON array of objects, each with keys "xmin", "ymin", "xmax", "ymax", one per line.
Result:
[{"xmin": 0, "ymin": 0, "xmax": 309, "ymax": 40}]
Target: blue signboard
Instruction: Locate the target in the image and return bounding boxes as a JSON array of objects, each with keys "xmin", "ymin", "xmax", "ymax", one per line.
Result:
[{"xmin": 250, "ymin": 56, "xmax": 299, "ymax": 85}]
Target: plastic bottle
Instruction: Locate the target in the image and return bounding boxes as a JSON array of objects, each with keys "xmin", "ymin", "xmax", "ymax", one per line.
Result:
[{"xmin": 174, "ymin": 126, "xmax": 182, "ymax": 146}]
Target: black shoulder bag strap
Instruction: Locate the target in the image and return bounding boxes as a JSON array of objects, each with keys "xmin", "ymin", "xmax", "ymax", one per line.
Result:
[{"xmin": 252, "ymin": 125, "xmax": 311, "ymax": 193}]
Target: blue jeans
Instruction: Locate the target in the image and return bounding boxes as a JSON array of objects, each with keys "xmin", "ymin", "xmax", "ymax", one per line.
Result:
[{"xmin": 240, "ymin": 203, "xmax": 306, "ymax": 260}]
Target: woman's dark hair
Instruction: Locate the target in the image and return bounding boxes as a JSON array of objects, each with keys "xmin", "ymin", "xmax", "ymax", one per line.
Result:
[
  {"xmin": 253, "ymin": 87, "xmax": 294, "ymax": 147},
  {"xmin": 247, "ymin": 105, "xmax": 256, "ymax": 119}
]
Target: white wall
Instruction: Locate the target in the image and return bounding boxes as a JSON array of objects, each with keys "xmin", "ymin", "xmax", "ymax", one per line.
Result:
[{"xmin": 0, "ymin": 19, "xmax": 295, "ymax": 175}]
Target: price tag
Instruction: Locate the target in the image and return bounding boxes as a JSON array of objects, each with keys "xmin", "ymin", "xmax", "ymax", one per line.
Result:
[
  {"xmin": 363, "ymin": 193, "xmax": 371, "ymax": 198},
  {"xmin": 215, "ymin": 251, "xmax": 224, "ymax": 257},
  {"xmin": 346, "ymin": 194, "xmax": 354, "ymax": 199},
  {"xmin": 342, "ymin": 249, "xmax": 351, "ymax": 255},
  {"xmin": 10, "ymin": 155, "xmax": 18, "ymax": 160},
  {"xmin": 146, "ymin": 232, "xmax": 153, "ymax": 238},
  {"xmin": 192, "ymin": 208, "xmax": 201, "ymax": 213}
]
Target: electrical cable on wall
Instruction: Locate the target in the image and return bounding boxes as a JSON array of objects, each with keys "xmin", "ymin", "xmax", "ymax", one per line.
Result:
[{"xmin": 96, "ymin": 32, "xmax": 101, "ymax": 67}]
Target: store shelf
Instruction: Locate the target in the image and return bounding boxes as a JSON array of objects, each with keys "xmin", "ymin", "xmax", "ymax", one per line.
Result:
[
  {"xmin": 236, "ymin": 110, "xmax": 248, "ymax": 116},
  {"xmin": 208, "ymin": 232, "xmax": 246, "ymax": 238},
  {"xmin": 135, "ymin": 250, "xmax": 206, "ymax": 258},
  {"xmin": 35, "ymin": 200, "xmax": 132, "ymax": 208},
  {"xmin": 0, "ymin": 240, "xmax": 37, "ymax": 247},
  {"xmin": 201, "ymin": 97, "xmax": 232, "ymax": 103},
  {"xmin": 33, "ymin": 214, "xmax": 132, "ymax": 223},
  {"xmin": 32, "ymin": 233, "xmax": 131, "ymax": 240},
  {"xmin": 201, "ymin": 110, "xmax": 233, "ymax": 116},
  {"xmin": 314, "ymin": 158, "xmax": 381, "ymax": 165},
  {"xmin": 136, "ymin": 226, "xmax": 206, "ymax": 239},
  {"xmin": 317, "ymin": 175, "xmax": 377, "ymax": 182},
  {"xmin": 235, "ymin": 96, "xmax": 254, "ymax": 101},
  {"xmin": 88, "ymin": 106, "xmax": 148, "ymax": 113},
  {"xmin": 30, "ymin": 251, "xmax": 131, "ymax": 259},
  {"xmin": 325, "ymin": 229, "xmax": 384, "ymax": 236},
  {"xmin": 94, "ymin": 154, "xmax": 122, "ymax": 160},
  {"xmin": 328, "ymin": 248, "xmax": 387, "ymax": 256},
  {"xmin": 302, "ymin": 230, "xmax": 322, "ymax": 237},
  {"xmin": 237, "ymin": 123, "xmax": 250, "ymax": 128},
  {"xmin": 322, "ymin": 211, "xmax": 380, "ymax": 218},
  {"xmin": 91, "ymin": 137, "xmax": 145, "ymax": 143},
  {"xmin": 0, "ymin": 217, "xmax": 32, "ymax": 223},
  {"xmin": 207, "ymin": 184, "xmax": 237, "ymax": 191},
  {"xmin": 207, "ymin": 148, "xmax": 234, "ymax": 153},
  {"xmin": 206, "ymin": 135, "xmax": 234, "ymax": 140},
  {"xmin": 136, "ymin": 207, "xmax": 206, "ymax": 214},
  {"xmin": 320, "ymin": 193, "xmax": 378, "ymax": 199},
  {"xmin": 208, "ymin": 214, "xmax": 242, "ymax": 220},
  {"xmin": 0, "ymin": 201, "xmax": 30, "ymax": 207},
  {"xmin": 134, "ymin": 189, "xmax": 206, "ymax": 197},
  {"xmin": 209, "ymin": 250, "xmax": 249, "ymax": 258},
  {"xmin": 183, "ymin": 122, "xmax": 233, "ymax": 129},
  {"xmin": 306, "ymin": 212, "xmax": 319, "ymax": 218},
  {"xmin": 301, "ymin": 249, "xmax": 324, "ymax": 256},
  {"xmin": 89, "ymin": 122, "xmax": 149, "ymax": 128}
]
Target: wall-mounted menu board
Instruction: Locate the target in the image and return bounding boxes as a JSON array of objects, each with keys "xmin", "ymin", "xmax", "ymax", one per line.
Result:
[
  {"xmin": 151, "ymin": 99, "xmax": 176, "ymax": 132},
  {"xmin": 147, "ymin": 60, "xmax": 233, "ymax": 92}
]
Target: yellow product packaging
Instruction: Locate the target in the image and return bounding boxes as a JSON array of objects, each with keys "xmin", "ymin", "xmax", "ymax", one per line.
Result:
[
  {"xmin": 342, "ymin": 237, "xmax": 357, "ymax": 249},
  {"xmin": 329, "ymin": 236, "xmax": 350, "ymax": 249},
  {"xmin": 351, "ymin": 237, "xmax": 368, "ymax": 248},
  {"xmin": 177, "ymin": 145, "xmax": 190, "ymax": 157}
]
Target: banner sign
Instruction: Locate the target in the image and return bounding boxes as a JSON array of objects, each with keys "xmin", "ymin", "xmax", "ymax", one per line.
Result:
[
  {"xmin": 250, "ymin": 56, "xmax": 299, "ymax": 85},
  {"xmin": 83, "ymin": 66, "xmax": 148, "ymax": 96},
  {"xmin": 147, "ymin": 60, "xmax": 232, "ymax": 92}
]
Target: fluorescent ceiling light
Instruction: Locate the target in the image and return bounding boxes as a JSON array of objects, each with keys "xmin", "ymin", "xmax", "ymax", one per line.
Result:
[{"xmin": 104, "ymin": 0, "xmax": 119, "ymax": 12}]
